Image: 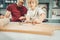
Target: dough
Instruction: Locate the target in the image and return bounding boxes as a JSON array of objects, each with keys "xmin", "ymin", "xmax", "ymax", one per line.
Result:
[{"xmin": 0, "ymin": 18, "xmax": 10, "ymax": 27}]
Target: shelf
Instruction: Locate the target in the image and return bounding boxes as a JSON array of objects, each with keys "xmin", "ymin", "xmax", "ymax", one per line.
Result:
[
  {"xmin": 5, "ymin": 1, "xmax": 16, "ymax": 3},
  {"xmin": 5, "ymin": 0, "xmax": 17, "ymax": 3},
  {"xmin": 53, "ymin": 7, "xmax": 60, "ymax": 9},
  {"xmin": 0, "ymin": 0, "xmax": 17, "ymax": 9},
  {"xmin": 0, "ymin": 4, "xmax": 3, "ymax": 8}
]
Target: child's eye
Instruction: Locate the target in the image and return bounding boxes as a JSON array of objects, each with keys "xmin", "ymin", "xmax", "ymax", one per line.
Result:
[{"xmin": 28, "ymin": 2, "xmax": 35, "ymax": 4}]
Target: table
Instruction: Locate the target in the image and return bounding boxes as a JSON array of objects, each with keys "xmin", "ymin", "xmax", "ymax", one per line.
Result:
[{"xmin": 0, "ymin": 22, "xmax": 60, "ymax": 36}]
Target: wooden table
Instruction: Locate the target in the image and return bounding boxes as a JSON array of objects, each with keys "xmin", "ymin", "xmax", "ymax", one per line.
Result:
[{"xmin": 0, "ymin": 22, "xmax": 60, "ymax": 36}]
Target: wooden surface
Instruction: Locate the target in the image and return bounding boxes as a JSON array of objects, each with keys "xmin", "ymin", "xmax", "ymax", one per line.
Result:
[{"xmin": 0, "ymin": 22, "xmax": 60, "ymax": 36}]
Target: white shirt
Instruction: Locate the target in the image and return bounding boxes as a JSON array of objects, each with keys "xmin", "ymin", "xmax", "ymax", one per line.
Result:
[{"xmin": 26, "ymin": 6, "xmax": 45, "ymax": 20}]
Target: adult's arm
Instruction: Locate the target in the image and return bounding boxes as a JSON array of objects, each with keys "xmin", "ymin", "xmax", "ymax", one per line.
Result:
[{"xmin": 5, "ymin": 11, "xmax": 11, "ymax": 18}]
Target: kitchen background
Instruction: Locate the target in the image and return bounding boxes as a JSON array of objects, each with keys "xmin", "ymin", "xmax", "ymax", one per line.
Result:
[{"xmin": 0, "ymin": 0, "xmax": 60, "ymax": 40}]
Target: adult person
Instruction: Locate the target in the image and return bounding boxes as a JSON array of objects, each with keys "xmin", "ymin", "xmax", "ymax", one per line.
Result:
[{"xmin": 5, "ymin": 0, "xmax": 27, "ymax": 22}]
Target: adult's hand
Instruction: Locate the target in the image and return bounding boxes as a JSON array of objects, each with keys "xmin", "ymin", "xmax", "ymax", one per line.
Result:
[{"xmin": 19, "ymin": 16, "xmax": 26, "ymax": 20}]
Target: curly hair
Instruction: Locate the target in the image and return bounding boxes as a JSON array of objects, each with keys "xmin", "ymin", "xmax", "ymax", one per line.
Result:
[{"xmin": 27, "ymin": 0, "xmax": 39, "ymax": 6}]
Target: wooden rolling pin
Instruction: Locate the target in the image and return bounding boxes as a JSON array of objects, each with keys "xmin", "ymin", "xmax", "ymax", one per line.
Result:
[{"xmin": 0, "ymin": 22, "xmax": 60, "ymax": 36}]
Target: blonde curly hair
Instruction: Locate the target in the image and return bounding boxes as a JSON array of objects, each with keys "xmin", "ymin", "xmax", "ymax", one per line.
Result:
[{"xmin": 26, "ymin": 0, "xmax": 39, "ymax": 7}]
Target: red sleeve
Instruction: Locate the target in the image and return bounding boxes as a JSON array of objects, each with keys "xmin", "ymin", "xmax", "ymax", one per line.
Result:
[
  {"xmin": 6, "ymin": 4, "xmax": 12, "ymax": 11},
  {"xmin": 22, "ymin": 7, "xmax": 27, "ymax": 15}
]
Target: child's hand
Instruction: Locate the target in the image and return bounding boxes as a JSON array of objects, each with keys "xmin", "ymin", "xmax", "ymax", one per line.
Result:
[
  {"xmin": 25, "ymin": 19, "xmax": 31, "ymax": 23},
  {"xmin": 32, "ymin": 19, "xmax": 42, "ymax": 24},
  {"xmin": 25, "ymin": 17, "xmax": 31, "ymax": 23},
  {"xmin": 19, "ymin": 16, "xmax": 26, "ymax": 20}
]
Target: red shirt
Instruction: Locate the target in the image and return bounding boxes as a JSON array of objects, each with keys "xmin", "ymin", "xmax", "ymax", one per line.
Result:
[{"xmin": 7, "ymin": 4, "xmax": 27, "ymax": 22}]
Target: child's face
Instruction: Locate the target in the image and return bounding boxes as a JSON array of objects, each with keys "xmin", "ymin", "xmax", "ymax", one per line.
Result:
[{"xmin": 28, "ymin": 0, "xmax": 37, "ymax": 10}]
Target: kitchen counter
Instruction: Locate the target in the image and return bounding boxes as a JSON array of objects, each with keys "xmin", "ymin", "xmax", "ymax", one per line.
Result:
[{"xmin": 0, "ymin": 22, "xmax": 60, "ymax": 36}]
